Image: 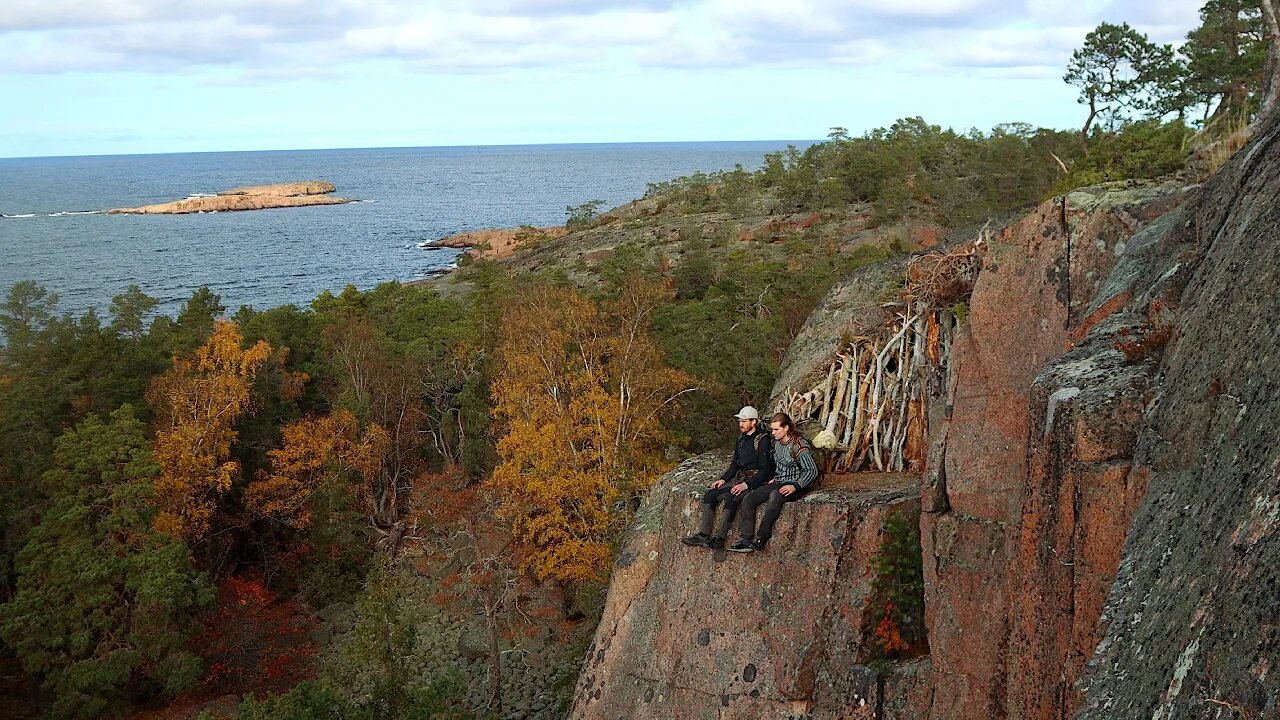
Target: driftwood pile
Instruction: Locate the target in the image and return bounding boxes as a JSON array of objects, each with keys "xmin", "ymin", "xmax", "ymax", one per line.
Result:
[
  {"xmin": 779, "ymin": 241, "xmax": 983, "ymax": 472},
  {"xmin": 902, "ymin": 240, "xmax": 982, "ymax": 306}
]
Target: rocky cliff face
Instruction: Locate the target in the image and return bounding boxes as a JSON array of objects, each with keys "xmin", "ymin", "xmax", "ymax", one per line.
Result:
[
  {"xmin": 921, "ymin": 179, "xmax": 1188, "ymax": 720},
  {"xmin": 571, "ymin": 453, "xmax": 922, "ymax": 719},
  {"xmin": 1073, "ymin": 105, "xmax": 1280, "ymax": 719},
  {"xmin": 570, "ymin": 110, "xmax": 1280, "ymax": 720}
]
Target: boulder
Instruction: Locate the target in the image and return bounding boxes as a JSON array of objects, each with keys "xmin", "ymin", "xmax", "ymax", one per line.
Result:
[{"xmin": 770, "ymin": 255, "xmax": 910, "ymax": 404}]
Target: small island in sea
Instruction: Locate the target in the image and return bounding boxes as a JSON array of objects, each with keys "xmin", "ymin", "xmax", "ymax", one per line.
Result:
[{"xmin": 108, "ymin": 180, "xmax": 353, "ymax": 214}]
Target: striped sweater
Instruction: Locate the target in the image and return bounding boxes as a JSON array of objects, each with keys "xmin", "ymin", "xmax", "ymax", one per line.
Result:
[{"xmin": 772, "ymin": 436, "xmax": 819, "ymax": 489}]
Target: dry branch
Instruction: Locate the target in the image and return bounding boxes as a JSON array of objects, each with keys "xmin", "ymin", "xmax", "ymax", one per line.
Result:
[{"xmin": 782, "ymin": 239, "xmax": 980, "ymax": 472}]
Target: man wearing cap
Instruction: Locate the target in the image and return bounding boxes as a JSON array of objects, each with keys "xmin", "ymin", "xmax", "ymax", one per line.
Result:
[{"xmin": 681, "ymin": 406, "xmax": 774, "ymax": 549}]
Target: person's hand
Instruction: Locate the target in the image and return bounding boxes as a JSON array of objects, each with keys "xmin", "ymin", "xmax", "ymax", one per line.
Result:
[
  {"xmin": 710, "ymin": 479, "xmax": 726, "ymax": 489},
  {"xmin": 731, "ymin": 482, "xmax": 748, "ymax": 495},
  {"xmin": 778, "ymin": 484, "xmax": 796, "ymax": 497}
]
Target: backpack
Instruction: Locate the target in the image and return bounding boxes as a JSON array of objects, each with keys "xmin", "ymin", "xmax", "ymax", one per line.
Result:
[{"xmin": 785, "ymin": 426, "xmax": 827, "ymax": 486}]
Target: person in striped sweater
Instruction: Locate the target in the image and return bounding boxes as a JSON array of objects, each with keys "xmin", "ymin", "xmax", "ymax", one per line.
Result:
[{"xmin": 728, "ymin": 412, "xmax": 818, "ymax": 553}]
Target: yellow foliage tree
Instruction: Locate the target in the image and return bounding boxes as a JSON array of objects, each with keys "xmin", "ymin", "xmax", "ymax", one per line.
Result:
[
  {"xmin": 146, "ymin": 320, "xmax": 273, "ymax": 541},
  {"xmin": 490, "ymin": 280, "xmax": 692, "ymax": 583},
  {"xmin": 323, "ymin": 315, "xmax": 422, "ymax": 527},
  {"xmin": 246, "ymin": 409, "xmax": 388, "ymax": 529}
]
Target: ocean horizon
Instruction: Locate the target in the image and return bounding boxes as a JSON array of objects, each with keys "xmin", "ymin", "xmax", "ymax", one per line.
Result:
[
  {"xmin": 1, "ymin": 138, "xmax": 818, "ymax": 162},
  {"xmin": 0, "ymin": 140, "xmax": 812, "ymax": 318}
]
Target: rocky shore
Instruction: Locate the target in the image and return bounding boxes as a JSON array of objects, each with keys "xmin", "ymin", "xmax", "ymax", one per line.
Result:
[
  {"xmin": 108, "ymin": 180, "xmax": 352, "ymax": 215},
  {"xmin": 427, "ymin": 226, "xmax": 567, "ymax": 261}
]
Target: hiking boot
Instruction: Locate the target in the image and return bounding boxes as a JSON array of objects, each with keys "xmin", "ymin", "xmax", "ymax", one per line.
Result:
[
  {"xmin": 707, "ymin": 535, "xmax": 726, "ymax": 550},
  {"xmin": 753, "ymin": 536, "xmax": 770, "ymax": 551},
  {"xmin": 727, "ymin": 539, "xmax": 755, "ymax": 553},
  {"xmin": 681, "ymin": 533, "xmax": 710, "ymax": 547}
]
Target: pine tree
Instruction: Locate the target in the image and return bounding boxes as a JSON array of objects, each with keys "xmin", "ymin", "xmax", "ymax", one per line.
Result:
[
  {"xmin": 864, "ymin": 510, "xmax": 926, "ymax": 661},
  {"xmin": 1182, "ymin": 0, "xmax": 1267, "ymax": 123},
  {"xmin": 0, "ymin": 407, "xmax": 213, "ymax": 719}
]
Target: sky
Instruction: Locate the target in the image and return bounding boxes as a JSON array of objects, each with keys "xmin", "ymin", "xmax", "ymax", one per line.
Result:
[{"xmin": 1, "ymin": 0, "xmax": 1207, "ymax": 158}]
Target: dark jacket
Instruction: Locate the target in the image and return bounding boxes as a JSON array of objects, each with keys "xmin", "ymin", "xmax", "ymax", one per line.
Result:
[{"xmin": 721, "ymin": 429, "xmax": 775, "ymax": 488}]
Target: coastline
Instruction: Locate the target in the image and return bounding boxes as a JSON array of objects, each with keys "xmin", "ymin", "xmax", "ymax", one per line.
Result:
[{"xmin": 425, "ymin": 225, "xmax": 567, "ymax": 261}]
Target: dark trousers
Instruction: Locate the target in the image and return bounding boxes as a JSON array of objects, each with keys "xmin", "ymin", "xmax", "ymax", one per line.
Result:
[
  {"xmin": 736, "ymin": 483, "xmax": 804, "ymax": 542},
  {"xmin": 696, "ymin": 483, "xmax": 748, "ymax": 537}
]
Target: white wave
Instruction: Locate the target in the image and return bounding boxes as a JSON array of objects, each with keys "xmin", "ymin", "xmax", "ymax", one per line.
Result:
[{"xmin": 2, "ymin": 213, "xmax": 35, "ymax": 218}]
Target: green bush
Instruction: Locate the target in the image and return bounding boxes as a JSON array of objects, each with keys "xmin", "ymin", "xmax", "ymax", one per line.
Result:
[
  {"xmin": 1054, "ymin": 120, "xmax": 1192, "ymax": 193},
  {"xmin": 231, "ymin": 674, "xmax": 472, "ymax": 720},
  {"xmin": 565, "ymin": 200, "xmax": 605, "ymax": 231}
]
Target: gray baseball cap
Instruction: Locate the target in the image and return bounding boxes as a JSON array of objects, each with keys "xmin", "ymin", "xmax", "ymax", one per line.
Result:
[{"xmin": 734, "ymin": 406, "xmax": 760, "ymax": 420}]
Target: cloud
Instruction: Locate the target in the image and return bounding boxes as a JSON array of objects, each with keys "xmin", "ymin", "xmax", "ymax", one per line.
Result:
[
  {"xmin": 466, "ymin": 0, "xmax": 682, "ymax": 16},
  {"xmin": 0, "ymin": 1, "xmax": 327, "ymax": 31},
  {"xmin": 950, "ymin": 26, "xmax": 1092, "ymax": 69},
  {"xmin": 0, "ymin": 0, "xmax": 1207, "ymax": 78}
]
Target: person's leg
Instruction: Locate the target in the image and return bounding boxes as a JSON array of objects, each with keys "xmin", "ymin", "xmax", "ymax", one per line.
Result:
[
  {"xmin": 754, "ymin": 487, "xmax": 804, "ymax": 548},
  {"xmin": 713, "ymin": 488, "xmax": 746, "ymax": 540},
  {"xmin": 684, "ymin": 485, "xmax": 735, "ymax": 545},
  {"xmin": 697, "ymin": 484, "xmax": 736, "ymax": 534},
  {"xmin": 733, "ymin": 485, "xmax": 774, "ymax": 547}
]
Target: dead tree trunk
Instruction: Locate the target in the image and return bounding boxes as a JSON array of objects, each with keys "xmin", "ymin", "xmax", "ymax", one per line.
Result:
[{"xmin": 485, "ymin": 595, "xmax": 503, "ymax": 715}]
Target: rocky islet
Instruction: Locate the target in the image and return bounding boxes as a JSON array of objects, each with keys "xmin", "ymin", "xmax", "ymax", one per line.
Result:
[{"xmin": 108, "ymin": 180, "xmax": 353, "ymax": 214}]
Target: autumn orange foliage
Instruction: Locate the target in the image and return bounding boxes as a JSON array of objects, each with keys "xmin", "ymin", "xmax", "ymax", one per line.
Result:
[
  {"xmin": 489, "ymin": 280, "xmax": 691, "ymax": 583},
  {"xmin": 146, "ymin": 320, "xmax": 282, "ymax": 541},
  {"xmin": 872, "ymin": 602, "xmax": 911, "ymax": 656},
  {"xmin": 247, "ymin": 410, "xmax": 389, "ymax": 529}
]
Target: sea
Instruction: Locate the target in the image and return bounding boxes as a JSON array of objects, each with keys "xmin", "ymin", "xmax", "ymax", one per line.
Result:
[{"xmin": 0, "ymin": 141, "xmax": 804, "ymax": 319}]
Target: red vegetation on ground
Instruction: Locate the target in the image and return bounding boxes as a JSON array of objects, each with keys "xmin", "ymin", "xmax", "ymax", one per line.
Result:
[{"xmin": 193, "ymin": 575, "xmax": 318, "ymax": 695}]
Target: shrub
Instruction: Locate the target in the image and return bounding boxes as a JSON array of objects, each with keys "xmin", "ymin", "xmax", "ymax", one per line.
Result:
[
  {"xmin": 1054, "ymin": 120, "xmax": 1193, "ymax": 193},
  {"xmin": 863, "ymin": 509, "xmax": 926, "ymax": 663},
  {"xmin": 1113, "ymin": 298, "xmax": 1174, "ymax": 363},
  {"xmin": 565, "ymin": 200, "xmax": 606, "ymax": 231}
]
